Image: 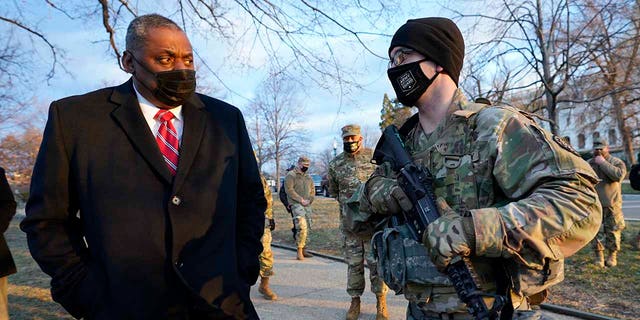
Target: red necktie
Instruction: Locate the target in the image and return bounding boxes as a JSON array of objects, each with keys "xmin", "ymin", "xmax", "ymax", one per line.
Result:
[{"xmin": 154, "ymin": 110, "xmax": 180, "ymax": 175}]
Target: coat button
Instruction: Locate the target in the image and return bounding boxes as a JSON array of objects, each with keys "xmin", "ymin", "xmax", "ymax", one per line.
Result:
[{"xmin": 171, "ymin": 196, "xmax": 181, "ymax": 206}]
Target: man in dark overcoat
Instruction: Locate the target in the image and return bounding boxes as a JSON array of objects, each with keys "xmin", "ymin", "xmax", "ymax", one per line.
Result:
[{"xmin": 21, "ymin": 14, "xmax": 266, "ymax": 320}]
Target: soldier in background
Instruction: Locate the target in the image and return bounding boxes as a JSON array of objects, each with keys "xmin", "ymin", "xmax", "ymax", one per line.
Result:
[
  {"xmin": 279, "ymin": 164, "xmax": 298, "ymax": 241},
  {"xmin": 328, "ymin": 125, "xmax": 388, "ymax": 320},
  {"xmin": 361, "ymin": 17, "xmax": 602, "ymax": 319},
  {"xmin": 258, "ymin": 174, "xmax": 278, "ymax": 300},
  {"xmin": 284, "ymin": 156, "xmax": 315, "ymax": 260},
  {"xmin": 589, "ymin": 138, "xmax": 626, "ymax": 267}
]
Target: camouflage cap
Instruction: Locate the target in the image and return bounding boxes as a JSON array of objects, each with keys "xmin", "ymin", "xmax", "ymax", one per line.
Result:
[
  {"xmin": 298, "ymin": 156, "xmax": 311, "ymax": 166},
  {"xmin": 341, "ymin": 124, "xmax": 361, "ymax": 138},
  {"xmin": 593, "ymin": 137, "xmax": 608, "ymax": 149}
]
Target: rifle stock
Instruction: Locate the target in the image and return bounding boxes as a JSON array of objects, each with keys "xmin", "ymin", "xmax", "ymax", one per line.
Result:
[{"xmin": 372, "ymin": 125, "xmax": 505, "ymax": 320}]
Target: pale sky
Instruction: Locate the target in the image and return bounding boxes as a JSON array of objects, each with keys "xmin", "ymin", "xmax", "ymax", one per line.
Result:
[{"xmin": 2, "ymin": 1, "xmax": 488, "ymax": 168}]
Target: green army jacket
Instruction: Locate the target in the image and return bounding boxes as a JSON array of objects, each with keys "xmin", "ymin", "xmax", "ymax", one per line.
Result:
[
  {"xmin": 328, "ymin": 148, "xmax": 375, "ymax": 204},
  {"xmin": 588, "ymin": 154, "xmax": 626, "ymax": 208},
  {"xmin": 365, "ymin": 89, "xmax": 602, "ymax": 304},
  {"xmin": 284, "ymin": 169, "xmax": 315, "ymax": 206},
  {"xmin": 328, "ymin": 148, "xmax": 376, "ymax": 233}
]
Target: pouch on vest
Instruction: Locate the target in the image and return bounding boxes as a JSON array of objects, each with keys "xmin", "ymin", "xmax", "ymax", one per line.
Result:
[
  {"xmin": 509, "ymin": 257, "xmax": 564, "ymax": 298},
  {"xmin": 372, "ymin": 224, "xmax": 451, "ymax": 295}
]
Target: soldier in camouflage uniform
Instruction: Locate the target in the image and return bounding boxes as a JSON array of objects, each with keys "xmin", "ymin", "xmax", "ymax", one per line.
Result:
[
  {"xmin": 285, "ymin": 156, "xmax": 315, "ymax": 260},
  {"xmin": 328, "ymin": 124, "xmax": 389, "ymax": 320},
  {"xmin": 360, "ymin": 17, "xmax": 602, "ymax": 319},
  {"xmin": 258, "ymin": 174, "xmax": 278, "ymax": 300},
  {"xmin": 588, "ymin": 138, "xmax": 626, "ymax": 267}
]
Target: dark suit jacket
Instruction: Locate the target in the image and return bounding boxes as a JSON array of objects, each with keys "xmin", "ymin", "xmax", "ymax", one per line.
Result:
[
  {"xmin": 0, "ymin": 167, "xmax": 17, "ymax": 278},
  {"xmin": 21, "ymin": 80, "xmax": 266, "ymax": 319}
]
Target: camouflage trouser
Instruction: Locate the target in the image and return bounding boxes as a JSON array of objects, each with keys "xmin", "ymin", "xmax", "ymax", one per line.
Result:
[
  {"xmin": 591, "ymin": 206, "xmax": 625, "ymax": 252},
  {"xmin": 291, "ymin": 204, "xmax": 312, "ymax": 248},
  {"xmin": 343, "ymin": 233, "xmax": 388, "ymax": 297},
  {"xmin": 259, "ymin": 226, "xmax": 274, "ymax": 278}
]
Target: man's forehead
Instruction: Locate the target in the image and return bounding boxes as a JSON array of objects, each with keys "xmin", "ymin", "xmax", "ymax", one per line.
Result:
[{"xmin": 144, "ymin": 28, "xmax": 192, "ymax": 48}]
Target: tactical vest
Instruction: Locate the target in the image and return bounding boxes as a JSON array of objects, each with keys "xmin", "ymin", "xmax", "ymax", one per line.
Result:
[{"xmin": 373, "ymin": 104, "xmax": 564, "ymax": 307}]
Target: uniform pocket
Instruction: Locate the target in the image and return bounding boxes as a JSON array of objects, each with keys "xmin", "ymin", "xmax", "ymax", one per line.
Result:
[{"xmin": 372, "ymin": 225, "xmax": 451, "ymax": 295}]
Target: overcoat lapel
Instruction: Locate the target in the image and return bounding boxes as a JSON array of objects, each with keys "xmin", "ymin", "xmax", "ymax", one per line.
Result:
[
  {"xmin": 173, "ymin": 96, "xmax": 207, "ymax": 192},
  {"xmin": 110, "ymin": 80, "xmax": 173, "ymax": 184}
]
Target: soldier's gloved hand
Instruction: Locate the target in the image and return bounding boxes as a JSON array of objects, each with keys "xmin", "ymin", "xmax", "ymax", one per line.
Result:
[
  {"xmin": 269, "ymin": 218, "xmax": 276, "ymax": 231},
  {"xmin": 422, "ymin": 197, "xmax": 475, "ymax": 270},
  {"xmin": 367, "ymin": 177, "xmax": 413, "ymax": 215}
]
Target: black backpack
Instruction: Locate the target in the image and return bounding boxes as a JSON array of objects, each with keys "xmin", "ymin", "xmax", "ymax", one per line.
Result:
[
  {"xmin": 630, "ymin": 164, "xmax": 640, "ymax": 190},
  {"xmin": 278, "ymin": 184, "xmax": 290, "ymax": 210}
]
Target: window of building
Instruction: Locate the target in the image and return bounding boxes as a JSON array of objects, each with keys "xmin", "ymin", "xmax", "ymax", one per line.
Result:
[
  {"xmin": 578, "ymin": 133, "xmax": 585, "ymax": 149},
  {"xmin": 608, "ymin": 129, "xmax": 617, "ymax": 145}
]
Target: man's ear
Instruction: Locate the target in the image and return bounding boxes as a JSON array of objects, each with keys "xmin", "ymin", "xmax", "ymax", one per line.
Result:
[{"xmin": 122, "ymin": 51, "xmax": 135, "ymax": 74}]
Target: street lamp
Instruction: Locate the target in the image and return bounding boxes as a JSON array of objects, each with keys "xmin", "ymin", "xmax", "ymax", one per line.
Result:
[{"xmin": 332, "ymin": 138, "xmax": 338, "ymax": 158}]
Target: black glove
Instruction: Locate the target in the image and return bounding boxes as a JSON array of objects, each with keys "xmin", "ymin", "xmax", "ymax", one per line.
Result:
[{"xmin": 269, "ymin": 218, "xmax": 276, "ymax": 231}]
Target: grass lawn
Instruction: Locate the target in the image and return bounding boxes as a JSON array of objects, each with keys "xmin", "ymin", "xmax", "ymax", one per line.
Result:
[
  {"xmin": 5, "ymin": 213, "xmax": 73, "ymax": 319},
  {"xmin": 5, "ymin": 197, "xmax": 638, "ymax": 319}
]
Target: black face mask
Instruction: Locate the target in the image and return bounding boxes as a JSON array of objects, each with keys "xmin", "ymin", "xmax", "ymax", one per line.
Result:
[
  {"xmin": 343, "ymin": 141, "xmax": 359, "ymax": 153},
  {"xmin": 300, "ymin": 166, "xmax": 309, "ymax": 173},
  {"xmin": 387, "ymin": 59, "xmax": 439, "ymax": 106},
  {"xmin": 129, "ymin": 53, "xmax": 197, "ymax": 107}
]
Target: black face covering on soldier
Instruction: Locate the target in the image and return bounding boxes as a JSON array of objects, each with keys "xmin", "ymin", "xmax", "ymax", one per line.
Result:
[
  {"xmin": 387, "ymin": 59, "xmax": 439, "ymax": 106},
  {"xmin": 343, "ymin": 141, "xmax": 359, "ymax": 153},
  {"xmin": 301, "ymin": 166, "xmax": 309, "ymax": 173}
]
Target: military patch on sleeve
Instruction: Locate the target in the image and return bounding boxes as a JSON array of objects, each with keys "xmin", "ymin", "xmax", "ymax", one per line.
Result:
[{"xmin": 552, "ymin": 135, "xmax": 580, "ymax": 157}]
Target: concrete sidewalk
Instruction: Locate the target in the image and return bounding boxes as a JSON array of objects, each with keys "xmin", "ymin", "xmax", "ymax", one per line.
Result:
[
  {"xmin": 250, "ymin": 247, "xmax": 580, "ymax": 320},
  {"xmin": 250, "ymin": 247, "xmax": 406, "ymax": 319}
]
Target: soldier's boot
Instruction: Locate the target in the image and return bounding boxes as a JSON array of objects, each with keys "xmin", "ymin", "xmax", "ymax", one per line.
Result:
[
  {"xmin": 297, "ymin": 247, "xmax": 305, "ymax": 260},
  {"xmin": 375, "ymin": 295, "xmax": 388, "ymax": 320},
  {"xmin": 302, "ymin": 247, "xmax": 314, "ymax": 258},
  {"xmin": 605, "ymin": 250, "xmax": 618, "ymax": 267},
  {"xmin": 346, "ymin": 297, "xmax": 360, "ymax": 320},
  {"xmin": 594, "ymin": 250, "xmax": 604, "ymax": 267},
  {"xmin": 258, "ymin": 277, "xmax": 278, "ymax": 300}
]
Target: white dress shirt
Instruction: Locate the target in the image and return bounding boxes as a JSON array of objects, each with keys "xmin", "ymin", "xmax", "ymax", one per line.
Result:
[{"xmin": 133, "ymin": 82, "xmax": 184, "ymax": 146}]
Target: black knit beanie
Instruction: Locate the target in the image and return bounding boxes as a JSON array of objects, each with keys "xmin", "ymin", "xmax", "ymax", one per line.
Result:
[{"xmin": 389, "ymin": 17, "xmax": 465, "ymax": 85}]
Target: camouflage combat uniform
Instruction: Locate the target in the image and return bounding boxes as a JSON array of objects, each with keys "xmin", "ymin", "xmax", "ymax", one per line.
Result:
[
  {"xmin": 328, "ymin": 147, "xmax": 388, "ymax": 298},
  {"xmin": 588, "ymin": 154, "xmax": 626, "ymax": 252},
  {"xmin": 363, "ymin": 90, "xmax": 602, "ymax": 319},
  {"xmin": 285, "ymin": 168, "xmax": 315, "ymax": 249},
  {"xmin": 259, "ymin": 175, "xmax": 275, "ymax": 278}
]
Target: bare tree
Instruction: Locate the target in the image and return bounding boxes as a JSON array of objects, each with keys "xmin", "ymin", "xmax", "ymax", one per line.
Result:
[
  {"xmin": 573, "ymin": 0, "xmax": 640, "ymax": 163},
  {"xmin": 313, "ymin": 147, "xmax": 335, "ymax": 177},
  {"xmin": 454, "ymin": 0, "xmax": 608, "ymax": 134},
  {"xmin": 2, "ymin": 1, "xmax": 406, "ymax": 97},
  {"xmin": 252, "ymin": 70, "xmax": 308, "ymax": 190},
  {"xmin": 361, "ymin": 124, "xmax": 381, "ymax": 150},
  {"xmin": 461, "ymin": 57, "xmax": 519, "ymax": 105},
  {"xmin": 0, "ymin": 126, "xmax": 43, "ymax": 199}
]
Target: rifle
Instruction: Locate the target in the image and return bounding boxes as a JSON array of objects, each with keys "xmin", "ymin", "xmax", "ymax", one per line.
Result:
[{"xmin": 372, "ymin": 125, "xmax": 506, "ymax": 320}]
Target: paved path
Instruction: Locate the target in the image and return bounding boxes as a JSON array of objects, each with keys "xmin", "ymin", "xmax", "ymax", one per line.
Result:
[
  {"xmin": 622, "ymin": 194, "xmax": 640, "ymax": 220},
  {"xmin": 250, "ymin": 247, "xmax": 581, "ymax": 320}
]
